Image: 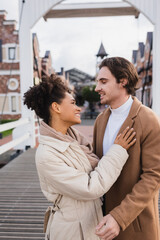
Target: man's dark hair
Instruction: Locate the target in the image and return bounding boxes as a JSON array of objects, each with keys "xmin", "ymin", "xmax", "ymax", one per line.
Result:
[{"xmin": 99, "ymin": 57, "xmax": 139, "ymax": 94}]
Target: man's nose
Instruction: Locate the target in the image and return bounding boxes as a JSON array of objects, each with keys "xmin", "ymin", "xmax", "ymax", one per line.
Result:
[{"xmin": 95, "ymin": 83, "xmax": 100, "ymax": 92}]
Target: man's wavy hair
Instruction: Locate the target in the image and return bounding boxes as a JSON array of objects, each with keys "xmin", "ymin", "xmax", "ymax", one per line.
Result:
[{"xmin": 99, "ymin": 57, "xmax": 139, "ymax": 95}]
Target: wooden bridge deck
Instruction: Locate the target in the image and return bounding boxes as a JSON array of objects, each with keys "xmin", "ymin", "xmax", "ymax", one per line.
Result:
[
  {"xmin": 0, "ymin": 148, "xmax": 48, "ymax": 240},
  {"xmin": 0, "ymin": 148, "xmax": 160, "ymax": 239}
]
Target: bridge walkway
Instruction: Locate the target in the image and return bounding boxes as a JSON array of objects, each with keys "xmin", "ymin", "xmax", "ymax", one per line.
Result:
[{"xmin": 0, "ymin": 148, "xmax": 48, "ymax": 240}]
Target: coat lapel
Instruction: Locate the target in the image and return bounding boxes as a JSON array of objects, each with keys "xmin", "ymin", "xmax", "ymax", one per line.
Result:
[
  {"xmin": 98, "ymin": 108, "xmax": 111, "ymax": 157},
  {"xmin": 96, "ymin": 97, "xmax": 142, "ymax": 158},
  {"xmin": 117, "ymin": 97, "xmax": 142, "ymax": 135}
]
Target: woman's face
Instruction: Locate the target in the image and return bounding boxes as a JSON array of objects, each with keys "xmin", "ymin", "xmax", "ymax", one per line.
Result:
[{"xmin": 58, "ymin": 92, "xmax": 81, "ymax": 126}]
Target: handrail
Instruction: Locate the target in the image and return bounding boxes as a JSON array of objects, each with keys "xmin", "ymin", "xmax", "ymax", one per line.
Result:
[
  {"xmin": 0, "ymin": 132, "xmax": 30, "ymax": 155},
  {"xmin": 0, "ymin": 118, "xmax": 29, "ymax": 132}
]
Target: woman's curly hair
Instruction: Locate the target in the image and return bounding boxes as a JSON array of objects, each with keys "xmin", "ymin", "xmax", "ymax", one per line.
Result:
[{"xmin": 23, "ymin": 74, "xmax": 70, "ymax": 124}]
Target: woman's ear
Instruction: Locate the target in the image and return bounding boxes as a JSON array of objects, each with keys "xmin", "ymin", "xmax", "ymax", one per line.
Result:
[{"xmin": 51, "ymin": 102, "xmax": 61, "ymax": 113}]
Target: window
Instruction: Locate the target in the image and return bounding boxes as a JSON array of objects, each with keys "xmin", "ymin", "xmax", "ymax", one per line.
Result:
[
  {"xmin": 2, "ymin": 44, "xmax": 19, "ymax": 63},
  {"xmin": 11, "ymin": 96, "xmax": 16, "ymax": 112},
  {"xmin": 8, "ymin": 47, "xmax": 16, "ymax": 60}
]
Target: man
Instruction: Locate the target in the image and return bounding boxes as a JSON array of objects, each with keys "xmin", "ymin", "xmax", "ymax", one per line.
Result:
[{"xmin": 93, "ymin": 57, "xmax": 160, "ymax": 240}]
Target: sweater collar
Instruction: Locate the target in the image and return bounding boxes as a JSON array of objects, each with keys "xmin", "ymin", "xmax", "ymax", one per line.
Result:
[
  {"xmin": 103, "ymin": 96, "xmax": 142, "ymax": 120},
  {"xmin": 109, "ymin": 95, "xmax": 133, "ymax": 115}
]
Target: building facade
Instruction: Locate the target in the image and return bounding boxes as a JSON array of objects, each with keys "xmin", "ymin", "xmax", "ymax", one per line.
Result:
[
  {"xmin": 132, "ymin": 32, "xmax": 153, "ymax": 108},
  {"xmin": 33, "ymin": 33, "xmax": 54, "ymax": 84},
  {"xmin": 0, "ymin": 10, "xmax": 55, "ymax": 121},
  {"xmin": 0, "ymin": 10, "xmax": 20, "ymax": 120}
]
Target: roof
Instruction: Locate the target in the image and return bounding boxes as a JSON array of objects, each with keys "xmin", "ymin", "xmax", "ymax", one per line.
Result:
[
  {"xmin": 0, "ymin": 10, "xmax": 7, "ymax": 15},
  {"xmin": 32, "ymin": 33, "xmax": 37, "ymax": 39},
  {"xmin": 65, "ymin": 68, "xmax": 94, "ymax": 85},
  {"xmin": 138, "ymin": 42, "xmax": 145, "ymax": 58},
  {"xmin": 32, "ymin": 33, "xmax": 40, "ymax": 52},
  {"xmin": 146, "ymin": 32, "xmax": 153, "ymax": 49},
  {"xmin": 132, "ymin": 50, "xmax": 138, "ymax": 64},
  {"xmin": 96, "ymin": 42, "xmax": 108, "ymax": 58},
  {"xmin": 44, "ymin": 51, "xmax": 50, "ymax": 58}
]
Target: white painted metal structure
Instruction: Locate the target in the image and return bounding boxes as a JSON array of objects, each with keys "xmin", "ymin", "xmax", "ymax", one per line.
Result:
[
  {"xmin": 44, "ymin": 2, "xmax": 139, "ymax": 18},
  {"xmin": 4, "ymin": 0, "xmax": 158, "ymax": 151},
  {"xmin": 0, "ymin": 118, "xmax": 30, "ymax": 154}
]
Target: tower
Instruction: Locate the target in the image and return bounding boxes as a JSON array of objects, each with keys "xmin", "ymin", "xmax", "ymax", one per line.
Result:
[{"xmin": 96, "ymin": 42, "xmax": 108, "ymax": 73}]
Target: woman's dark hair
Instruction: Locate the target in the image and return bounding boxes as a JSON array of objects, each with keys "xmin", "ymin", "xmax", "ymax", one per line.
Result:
[
  {"xmin": 23, "ymin": 74, "xmax": 70, "ymax": 124},
  {"xmin": 99, "ymin": 57, "xmax": 139, "ymax": 95}
]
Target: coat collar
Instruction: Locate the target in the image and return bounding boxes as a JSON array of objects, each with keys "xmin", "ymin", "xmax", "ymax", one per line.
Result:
[
  {"xmin": 39, "ymin": 135, "xmax": 71, "ymax": 153},
  {"xmin": 127, "ymin": 96, "xmax": 142, "ymax": 119},
  {"xmin": 117, "ymin": 96, "xmax": 142, "ymax": 134}
]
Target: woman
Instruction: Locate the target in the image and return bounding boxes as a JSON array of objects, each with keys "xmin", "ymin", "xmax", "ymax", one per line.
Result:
[{"xmin": 24, "ymin": 74, "xmax": 136, "ymax": 240}]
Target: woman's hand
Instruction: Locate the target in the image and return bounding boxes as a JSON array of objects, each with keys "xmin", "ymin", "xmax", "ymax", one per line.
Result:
[{"xmin": 114, "ymin": 127, "xmax": 136, "ymax": 150}]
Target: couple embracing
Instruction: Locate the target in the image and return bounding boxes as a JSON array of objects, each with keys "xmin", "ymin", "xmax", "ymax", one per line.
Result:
[{"xmin": 24, "ymin": 57, "xmax": 160, "ymax": 240}]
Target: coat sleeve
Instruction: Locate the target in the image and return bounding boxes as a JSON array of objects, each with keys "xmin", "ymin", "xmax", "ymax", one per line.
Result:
[
  {"xmin": 36, "ymin": 144, "xmax": 128, "ymax": 201},
  {"xmin": 93, "ymin": 116, "xmax": 98, "ymax": 154},
  {"xmin": 110, "ymin": 112, "xmax": 160, "ymax": 231}
]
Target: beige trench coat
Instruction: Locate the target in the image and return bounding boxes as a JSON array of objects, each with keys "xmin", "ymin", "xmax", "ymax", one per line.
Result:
[{"xmin": 36, "ymin": 134, "xmax": 128, "ymax": 240}]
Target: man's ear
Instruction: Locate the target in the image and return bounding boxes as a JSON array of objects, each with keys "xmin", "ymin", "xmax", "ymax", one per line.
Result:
[
  {"xmin": 51, "ymin": 102, "xmax": 61, "ymax": 113},
  {"xmin": 120, "ymin": 78, "xmax": 128, "ymax": 87}
]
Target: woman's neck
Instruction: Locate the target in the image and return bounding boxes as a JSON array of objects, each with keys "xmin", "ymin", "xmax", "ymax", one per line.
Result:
[{"xmin": 49, "ymin": 119, "xmax": 69, "ymax": 135}]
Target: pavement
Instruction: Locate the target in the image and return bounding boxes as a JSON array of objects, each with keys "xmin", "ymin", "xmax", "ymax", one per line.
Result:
[
  {"xmin": 74, "ymin": 119, "xmax": 95, "ymax": 142},
  {"xmin": 73, "ymin": 105, "xmax": 105, "ymax": 142},
  {"xmin": 0, "ymin": 134, "xmax": 12, "ymax": 145}
]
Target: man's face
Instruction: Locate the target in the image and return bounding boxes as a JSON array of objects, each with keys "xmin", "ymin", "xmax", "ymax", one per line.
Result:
[{"xmin": 95, "ymin": 66, "xmax": 123, "ymax": 108}]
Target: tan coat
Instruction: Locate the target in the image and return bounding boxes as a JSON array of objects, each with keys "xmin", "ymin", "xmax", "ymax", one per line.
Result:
[
  {"xmin": 93, "ymin": 96, "xmax": 160, "ymax": 240},
  {"xmin": 36, "ymin": 134, "xmax": 128, "ymax": 240}
]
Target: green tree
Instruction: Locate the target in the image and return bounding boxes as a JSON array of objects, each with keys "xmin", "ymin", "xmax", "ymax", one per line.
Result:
[{"xmin": 82, "ymin": 85, "xmax": 99, "ymax": 103}]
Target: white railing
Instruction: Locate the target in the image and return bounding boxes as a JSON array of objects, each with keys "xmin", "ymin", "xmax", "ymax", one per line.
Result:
[
  {"xmin": 0, "ymin": 118, "xmax": 30, "ymax": 155},
  {"xmin": 0, "ymin": 118, "xmax": 29, "ymax": 132},
  {"xmin": 34, "ymin": 117, "xmax": 40, "ymax": 138}
]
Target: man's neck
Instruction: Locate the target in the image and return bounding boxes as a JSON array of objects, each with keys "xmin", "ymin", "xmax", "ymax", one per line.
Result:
[{"xmin": 110, "ymin": 95, "xmax": 130, "ymax": 109}]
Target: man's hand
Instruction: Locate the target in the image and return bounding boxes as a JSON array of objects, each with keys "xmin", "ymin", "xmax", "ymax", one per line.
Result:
[{"xmin": 95, "ymin": 214, "xmax": 120, "ymax": 240}]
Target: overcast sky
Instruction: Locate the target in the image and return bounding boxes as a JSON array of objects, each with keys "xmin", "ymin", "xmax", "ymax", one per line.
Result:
[{"xmin": 1, "ymin": 0, "xmax": 154, "ymax": 76}]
